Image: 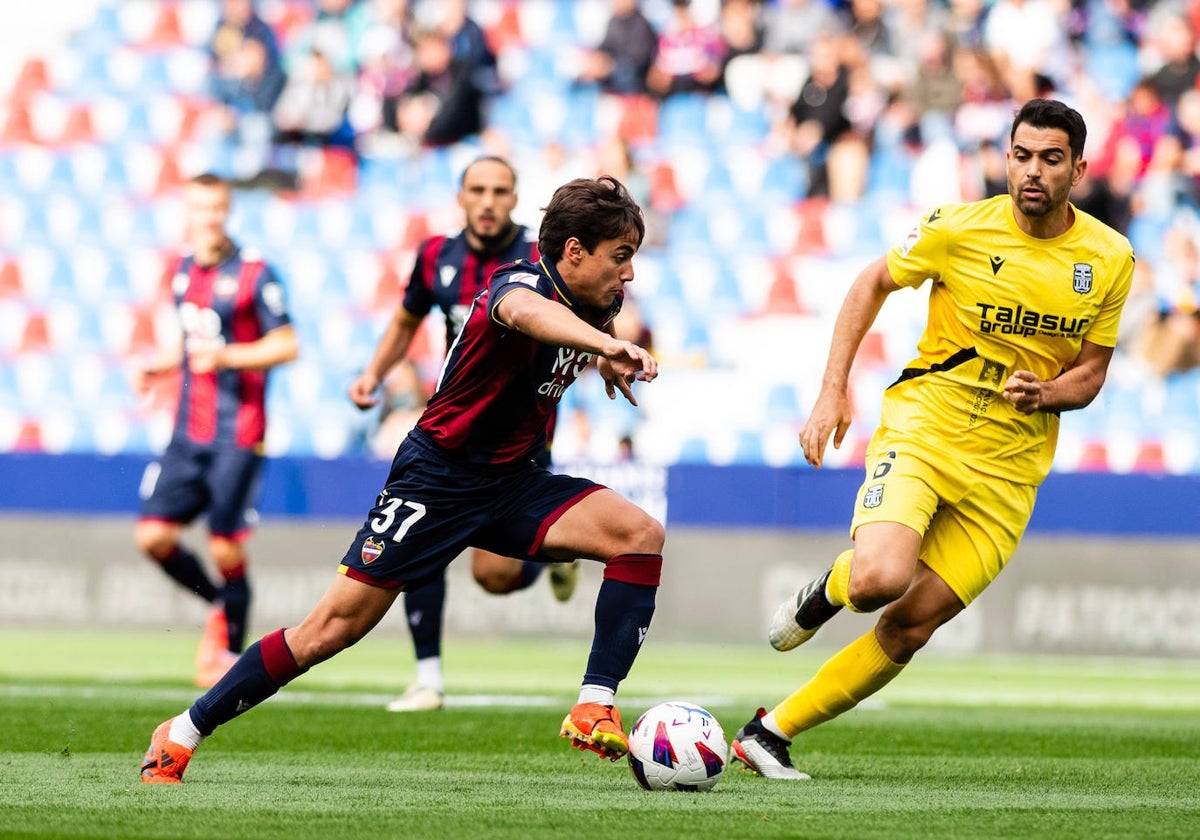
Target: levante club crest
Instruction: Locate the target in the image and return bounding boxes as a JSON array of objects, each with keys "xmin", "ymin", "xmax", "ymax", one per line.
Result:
[{"xmin": 361, "ymin": 537, "xmax": 384, "ymax": 565}]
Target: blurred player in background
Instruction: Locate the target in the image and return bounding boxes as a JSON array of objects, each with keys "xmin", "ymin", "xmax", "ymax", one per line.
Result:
[
  {"xmin": 141, "ymin": 175, "xmax": 662, "ymax": 783},
  {"xmin": 730, "ymin": 98, "xmax": 1136, "ymax": 779},
  {"xmin": 348, "ymin": 155, "xmax": 581, "ymax": 712},
  {"xmin": 133, "ymin": 173, "xmax": 299, "ymax": 689}
]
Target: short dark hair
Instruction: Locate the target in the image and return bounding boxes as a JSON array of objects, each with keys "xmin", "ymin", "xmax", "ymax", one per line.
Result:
[
  {"xmin": 459, "ymin": 155, "xmax": 517, "ymax": 188},
  {"xmin": 188, "ymin": 172, "xmax": 229, "ymax": 189},
  {"xmin": 1011, "ymin": 98, "xmax": 1087, "ymax": 160},
  {"xmin": 538, "ymin": 176, "xmax": 645, "ymax": 263}
]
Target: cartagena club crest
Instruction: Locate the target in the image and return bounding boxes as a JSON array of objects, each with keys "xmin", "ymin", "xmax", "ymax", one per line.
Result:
[
  {"xmin": 862, "ymin": 484, "xmax": 884, "ymax": 509},
  {"xmin": 1072, "ymin": 263, "xmax": 1093, "ymax": 294},
  {"xmin": 361, "ymin": 537, "xmax": 384, "ymax": 565}
]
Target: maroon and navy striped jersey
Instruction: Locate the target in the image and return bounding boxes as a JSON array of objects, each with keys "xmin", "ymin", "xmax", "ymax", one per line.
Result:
[
  {"xmin": 165, "ymin": 244, "xmax": 291, "ymax": 449},
  {"xmin": 402, "ymin": 225, "xmax": 539, "ymax": 349},
  {"xmin": 416, "ymin": 258, "xmax": 622, "ymax": 467}
]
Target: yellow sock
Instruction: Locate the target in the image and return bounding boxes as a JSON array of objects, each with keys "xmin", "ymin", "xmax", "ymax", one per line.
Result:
[
  {"xmin": 772, "ymin": 628, "xmax": 904, "ymax": 739},
  {"xmin": 825, "ymin": 550, "xmax": 857, "ymax": 610}
]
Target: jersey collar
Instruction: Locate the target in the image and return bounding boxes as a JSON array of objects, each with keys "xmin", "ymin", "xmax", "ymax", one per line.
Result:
[{"xmin": 538, "ymin": 256, "xmax": 577, "ymax": 308}]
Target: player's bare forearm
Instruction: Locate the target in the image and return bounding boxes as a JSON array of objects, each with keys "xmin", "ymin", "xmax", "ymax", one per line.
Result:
[
  {"xmin": 216, "ymin": 325, "xmax": 299, "ymax": 371},
  {"xmin": 1003, "ymin": 341, "xmax": 1113, "ymax": 414},
  {"xmin": 820, "ymin": 257, "xmax": 898, "ymax": 389},
  {"xmin": 496, "ymin": 289, "xmax": 614, "ymax": 357},
  {"xmin": 367, "ymin": 310, "xmax": 420, "ymax": 381},
  {"xmin": 800, "ymin": 258, "xmax": 897, "ymax": 468}
]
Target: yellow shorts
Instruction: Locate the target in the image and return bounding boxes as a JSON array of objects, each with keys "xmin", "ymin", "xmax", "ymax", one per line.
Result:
[{"xmin": 849, "ymin": 434, "xmax": 1037, "ymax": 606}]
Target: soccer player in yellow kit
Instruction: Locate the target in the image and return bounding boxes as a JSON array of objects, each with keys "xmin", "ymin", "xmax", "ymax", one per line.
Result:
[{"xmin": 730, "ymin": 98, "xmax": 1136, "ymax": 780}]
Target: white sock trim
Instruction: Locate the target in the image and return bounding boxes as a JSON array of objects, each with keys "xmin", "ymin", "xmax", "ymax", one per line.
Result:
[
  {"xmin": 577, "ymin": 684, "xmax": 616, "ymax": 706},
  {"xmin": 760, "ymin": 712, "xmax": 791, "ymax": 743},
  {"xmin": 168, "ymin": 711, "xmax": 206, "ymax": 750},
  {"xmin": 415, "ymin": 656, "xmax": 444, "ymax": 693}
]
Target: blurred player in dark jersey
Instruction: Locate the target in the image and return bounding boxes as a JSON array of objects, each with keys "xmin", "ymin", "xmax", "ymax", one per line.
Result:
[
  {"xmin": 141, "ymin": 175, "xmax": 661, "ymax": 783},
  {"xmin": 134, "ymin": 173, "xmax": 299, "ymax": 688},
  {"xmin": 348, "ymin": 156, "xmax": 580, "ymax": 712}
]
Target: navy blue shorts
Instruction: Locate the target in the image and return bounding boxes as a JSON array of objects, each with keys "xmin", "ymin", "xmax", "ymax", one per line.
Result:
[
  {"xmin": 139, "ymin": 438, "xmax": 264, "ymax": 537},
  {"xmin": 339, "ymin": 430, "xmax": 601, "ymax": 590}
]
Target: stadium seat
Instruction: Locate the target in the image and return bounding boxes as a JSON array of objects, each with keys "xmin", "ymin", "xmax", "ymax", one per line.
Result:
[
  {"xmin": 16, "ymin": 244, "xmax": 71, "ymax": 303},
  {"xmin": 0, "ymin": 100, "xmax": 36, "ymax": 146},
  {"xmin": 115, "ymin": 0, "xmax": 158, "ymax": 47},
  {"xmin": 0, "ymin": 302, "xmax": 23, "ymax": 357},
  {"xmin": 176, "ymin": 1, "xmax": 220, "ymax": 48},
  {"xmin": 764, "ymin": 383, "xmax": 800, "ymax": 423},
  {"xmin": 657, "ymin": 94, "xmax": 708, "ymax": 147},
  {"xmin": 729, "ymin": 255, "xmax": 776, "ymax": 313},
  {"xmin": 0, "ymin": 261, "xmax": 22, "ymax": 299},
  {"xmin": 761, "ymin": 156, "xmax": 807, "ymax": 204},
  {"xmin": 706, "ymin": 96, "xmax": 770, "ymax": 146},
  {"xmin": 610, "ymin": 94, "xmax": 658, "ymax": 145},
  {"xmin": 514, "ymin": 0, "xmax": 558, "ymax": 48},
  {"xmin": 144, "ymin": 3, "xmax": 185, "ymax": 48}
]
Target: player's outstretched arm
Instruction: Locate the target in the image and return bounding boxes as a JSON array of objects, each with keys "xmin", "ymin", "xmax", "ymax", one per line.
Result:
[
  {"xmin": 132, "ymin": 340, "xmax": 184, "ymax": 394},
  {"xmin": 1003, "ymin": 340, "xmax": 1114, "ymax": 415},
  {"xmin": 189, "ymin": 324, "xmax": 299, "ymax": 374},
  {"xmin": 349, "ymin": 308, "xmax": 423, "ymax": 409},
  {"xmin": 800, "ymin": 257, "xmax": 899, "ymax": 468},
  {"xmin": 496, "ymin": 289, "xmax": 656, "ymax": 406}
]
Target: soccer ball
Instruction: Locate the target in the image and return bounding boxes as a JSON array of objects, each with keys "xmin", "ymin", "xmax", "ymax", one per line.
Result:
[{"xmin": 627, "ymin": 701, "xmax": 727, "ymax": 792}]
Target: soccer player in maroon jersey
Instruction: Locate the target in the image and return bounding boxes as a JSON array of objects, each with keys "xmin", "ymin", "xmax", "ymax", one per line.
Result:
[
  {"xmin": 140, "ymin": 175, "xmax": 660, "ymax": 782},
  {"xmin": 348, "ymin": 156, "xmax": 581, "ymax": 712},
  {"xmin": 133, "ymin": 173, "xmax": 299, "ymax": 688}
]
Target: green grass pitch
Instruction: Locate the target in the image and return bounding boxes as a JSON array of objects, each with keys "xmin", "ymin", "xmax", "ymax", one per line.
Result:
[{"xmin": 2, "ymin": 628, "xmax": 1199, "ymax": 839}]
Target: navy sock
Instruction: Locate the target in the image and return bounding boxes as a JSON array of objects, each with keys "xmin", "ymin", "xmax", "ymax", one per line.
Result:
[
  {"xmin": 188, "ymin": 629, "xmax": 304, "ymax": 736},
  {"xmin": 404, "ymin": 576, "xmax": 446, "ymax": 660},
  {"xmin": 582, "ymin": 578, "xmax": 657, "ymax": 691},
  {"xmin": 220, "ymin": 569, "xmax": 251, "ymax": 653},
  {"xmin": 506, "ymin": 560, "xmax": 543, "ymax": 593},
  {"xmin": 158, "ymin": 545, "xmax": 219, "ymax": 602}
]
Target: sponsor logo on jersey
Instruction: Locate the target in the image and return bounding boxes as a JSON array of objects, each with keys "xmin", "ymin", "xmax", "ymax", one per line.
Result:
[
  {"xmin": 538, "ymin": 346, "xmax": 595, "ymax": 398},
  {"xmin": 509, "ymin": 272, "xmax": 540, "ymax": 287},
  {"xmin": 990, "ymin": 255, "xmax": 1005, "ymax": 275},
  {"xmin": 439, "ymin": 265, "xmax": 457, "ymax": 287},
  {"xmin": 214, "ymin": 275, "xmax": 239, "ymax": 297},
  {"xmin": 975, "ymin": 302, "xmax": 1091, "ymax": 338},
  {"xmin": 899, "ymin": 225, "xmax": 921, "ymax": 256},
  {"xmin": 361, "ymin": 537, "xmax": 385, "ymax": 565},
  {"xmin": 1072, "ymin": 263, "xmax": 1093, "ymax": 294},
  {"xmin": 863, "ymin": 484, "xmax": 884, "ymax": 509}
]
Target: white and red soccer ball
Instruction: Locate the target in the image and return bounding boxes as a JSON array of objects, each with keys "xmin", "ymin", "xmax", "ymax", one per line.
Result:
[{"xmin": 627, "ymin": 701, "xmax": 727, "ymax": 792}]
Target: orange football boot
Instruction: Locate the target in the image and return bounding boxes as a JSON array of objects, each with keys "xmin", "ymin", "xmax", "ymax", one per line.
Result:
[
  {"xmin": 559, "ymin": 702, "xmax": 628, "ymax": 760},
  {"xmin": 140, "ymin": 719, "xmax": 194, "ymax": 784}
]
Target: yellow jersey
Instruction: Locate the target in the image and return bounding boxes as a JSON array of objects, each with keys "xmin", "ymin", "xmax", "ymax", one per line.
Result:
[{"xmin": 882, "ymin": 194, "xmax": 1134, "ymax": 484}]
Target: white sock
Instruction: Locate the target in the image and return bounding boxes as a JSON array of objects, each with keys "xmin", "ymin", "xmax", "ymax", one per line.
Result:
[
  {"xmin": 168, "ymin": 711, "xmax": 206, "ymax": 750},
  {"xmin": 415, "ymin": 656, "xmax": 443, "ymax": 693},
  {"xmin": 576, "ymin": 684, "xmax": 616, "ymax": 706},
  {"xmin": 759, "ymin": 711, "xmax": 791, "ymax": 743}
]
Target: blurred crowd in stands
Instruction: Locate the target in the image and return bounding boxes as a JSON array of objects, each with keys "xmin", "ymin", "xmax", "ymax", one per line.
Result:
[
  {"xmin": 205, "ymin": 0, "xmax": 1200, "ymax": 384},
  {"xmin": 3, "ymin": 0, "xmax": 1200, "ymax": 469}
]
